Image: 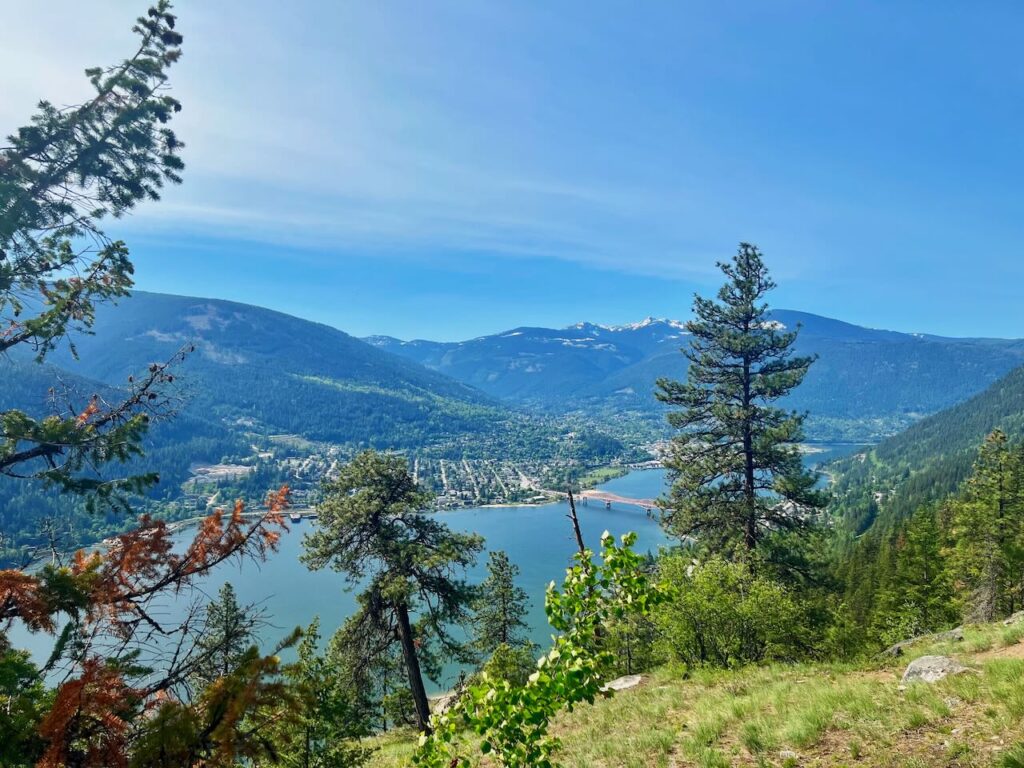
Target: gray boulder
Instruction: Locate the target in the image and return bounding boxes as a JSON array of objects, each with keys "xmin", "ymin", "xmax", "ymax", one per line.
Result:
[
  {"xmin": 1003, "ymin": 611, "xmax": 1024, "ymax": 626},
  {"xmin": 882, "ymin": 627, "xmax": 964, "ymax": 657},
  {"xmin": 602, "ymin": 674, "xmax": 642, "ymax": 692},
  {"xmin": 902, "ymin": 655, "xmax": 973, "ymax": 684},
  {"xmin": 933, "ymin": 627, "xmax": 965, "ymax": 643}
]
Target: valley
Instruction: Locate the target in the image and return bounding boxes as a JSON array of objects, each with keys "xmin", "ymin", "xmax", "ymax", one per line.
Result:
[
  {"xmin": 2, "ymin": 258, "xmax": 1020, "ymax": 768},
  {"xmin": 7, "ymin": 8, "xmax": 1024, "ymax": 765},
  {"xmin": 4, "ymin": 288, "xmax": 1020, "ymax": 563}
]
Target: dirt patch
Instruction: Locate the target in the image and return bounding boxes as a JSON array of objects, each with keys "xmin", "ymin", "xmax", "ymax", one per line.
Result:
[{"xmin": 972, "ymin": 639, "xmax": 1024, "ymax": 662}]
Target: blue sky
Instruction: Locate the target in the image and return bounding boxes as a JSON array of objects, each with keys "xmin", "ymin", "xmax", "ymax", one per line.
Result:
[{"xmin": 5, "ymin": 2, "xmax": 1024, "ymax": 340}]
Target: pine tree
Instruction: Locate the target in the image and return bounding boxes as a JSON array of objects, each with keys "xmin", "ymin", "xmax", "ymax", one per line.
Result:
[
  {"xmin": 192, "ymin": 582, "xmax": 258, "ymax": 689},
  {"xmin": 472, "ymin": 550, "xmax": 531, "ymax": 657},
  {"xmin": 1010, "ymin": 441, "xmax": 1024, "ymax": 612},
  {"xmin": 0, "ymin": 6, "xmax": 310, "ymax": 764},
  {"xmin": 657, "ymin": 243, "xmax": 825, "ymax": 565},
  {"xmin": 0, "ymin": 0, "xmax": 186, "ymax": 503},
  {"xmin": 276, "ymin": 619, "xmax": 372, "ymax": 768},
  {"xmin": 870, "ymin": 506, "xmax": 956, "ymax": 645},
  {"xmin": 949, "ymin": 430, "xmax": 1023, "ymax": 621},
  {"xmin": 301, "ymin": 450, "xmax": 483, "ymax": 733}
]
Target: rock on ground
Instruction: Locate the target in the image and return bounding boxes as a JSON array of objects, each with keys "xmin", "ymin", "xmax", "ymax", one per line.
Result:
[
  {"xmin": 933, "ymin": 627, "xmax": 965, "ymax": 643},
  {"xmin": 883, "ymin": 627, "xmax": 964, "ymax": 657},
  {"xmin": 602, "ymin": 674, "xmax": 642, "ymax": 692},
  {"xmin": 902, "ymin": 655, "xmax": 973, "ymax": 684}
]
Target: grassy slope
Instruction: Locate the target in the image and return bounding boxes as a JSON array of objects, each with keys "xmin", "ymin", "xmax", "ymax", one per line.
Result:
[
  {"xmin": 369, "ymin": 622, "xmax": 1024, "ymax": 767},
  {"xmin": 576, "ymin": 465, "xmax": 630, "ymax": 489}
]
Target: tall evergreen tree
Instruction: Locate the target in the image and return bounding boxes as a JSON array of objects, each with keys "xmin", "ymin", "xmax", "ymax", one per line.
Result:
[
  {"xmin": 470, "ymin": 550, "xmax": 535, "ymax": 687},
  {"xmin": 657, "ymin": 243, "xmax": 825, "ymax": 564},
  {"xmin": 0, "ymin": 6, "xmax": 316, "ymax": 765},
  {"xmin": 0, "ymin": 0, "xmax": 186, "ymax": 504},
  {"xmin": 870, "ymin": 505, "xmax": 956, "ymax": 645},
  {"xmin": 301, "ymin": 450, "xmax": 483, "ymax": 733},
  {"xmin": 192, "ymin": 582, "xmax": 259, "ymax": 689},
  {"xmin": 471, "ymin": 550, "xmax": 531, "ymax": 657},
  {"xmin": 276, "ymin": 618, "xmax": 372, "ymax": 768},
  {"xmin": 949, "ymin": 429, "xmax": 1023, "ymax": 621}
]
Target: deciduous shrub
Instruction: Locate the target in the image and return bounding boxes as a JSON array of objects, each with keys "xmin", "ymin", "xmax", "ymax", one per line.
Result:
[{"xmin": 656, "ymin": 555, "xmax": 806, "ymax": 667}]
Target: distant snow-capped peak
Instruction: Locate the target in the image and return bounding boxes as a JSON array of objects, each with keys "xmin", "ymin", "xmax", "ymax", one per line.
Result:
[{"xmin": 568, "ymin": 317, "xmax": 688, "ymax": 333}]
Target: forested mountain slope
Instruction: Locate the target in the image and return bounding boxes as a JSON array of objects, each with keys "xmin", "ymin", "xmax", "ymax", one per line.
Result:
[
  {"xmin": 368, "ymin": 311, "xmax": 1024, "ymax": 440},
  {"xmin": 0, "ymin": 357, "xmax": 248, "ymax": 562},
  {"xmin": 0, "ymin": 357, "xmax": 243, "ymax": 481},
  {"xmin": 829, "ymin": 363, "xmax": 1024, "ymax": 533},
  {"xmin": 1, "ymin": 292, "xmax": 590, "ymax": 562},
  {"xmin": 32, "ymin": 291, "xmax": 554, "ymax": 455}
]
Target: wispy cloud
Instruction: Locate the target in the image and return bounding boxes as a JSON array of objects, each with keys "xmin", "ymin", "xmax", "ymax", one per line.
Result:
[
  {"xmin": 0, "ymin": 1, "xmax": 758, "ymax": 283},
  {"xmin": 8, "ymin": 1, "xmax": 1024, "ymax": 339}
]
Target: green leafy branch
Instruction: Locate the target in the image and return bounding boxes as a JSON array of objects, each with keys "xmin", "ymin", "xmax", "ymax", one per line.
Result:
[{"xmin": 413, "ymin": 531, "xmax": 670, "ymax": 768}]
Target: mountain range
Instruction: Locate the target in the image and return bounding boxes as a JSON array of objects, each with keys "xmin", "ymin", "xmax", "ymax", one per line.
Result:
[
  {"xmin": 366, "ymin": 311, "xmax": 1024, "ymax": 441},
  {"xmin": 11, "ymin": 291, "xmax": 564, "ymax": 460},
  {"xmin": 7, "ymin": 289, "xmax": 1024, "ymax": 560},
  {"xmin": 7, "ymin": 293, "xmax": 1024, "ymax": 454},
  {"xmin": 8, "ymin": 292, "xmax": 1024, "ymax": 454}
]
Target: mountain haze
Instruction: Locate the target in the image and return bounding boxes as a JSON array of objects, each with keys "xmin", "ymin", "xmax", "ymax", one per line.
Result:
[
  {"xmin": 367, "ymin": 311, "xmax": 1024, "ymax": 440},
  {"xmin": 31, "ymin": 291, "xmax": 550, "ymax": 455}
]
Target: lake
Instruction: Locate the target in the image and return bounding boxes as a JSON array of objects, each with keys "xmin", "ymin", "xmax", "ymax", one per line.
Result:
[
  {"xmin": 186, "ymin": 468, "xmax": 672, "ymax": 690},
  {"xmin": 13, "ymin": 443, "xmax": 864, "ymax": 690}
]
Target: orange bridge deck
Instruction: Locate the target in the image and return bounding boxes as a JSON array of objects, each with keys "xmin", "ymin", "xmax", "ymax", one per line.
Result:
[{"xmin": 576, "ymin": 490, "xmax": 658, "ymax": 511}]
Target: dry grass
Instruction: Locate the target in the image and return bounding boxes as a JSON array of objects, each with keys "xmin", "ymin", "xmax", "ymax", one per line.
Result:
[{"xmin": 366, "ymin": 622, "xmax": 1024, "ymax": 767}]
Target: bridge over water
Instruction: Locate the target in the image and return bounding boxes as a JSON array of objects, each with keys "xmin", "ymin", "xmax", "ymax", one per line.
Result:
[{"xmin": 577, "ymin": 489, "xmax": 658, "ymax": 513}]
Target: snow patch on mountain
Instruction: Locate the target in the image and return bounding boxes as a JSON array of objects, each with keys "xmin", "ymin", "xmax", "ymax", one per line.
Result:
[{"xmin": 568, "ymin": 317, "xmax": 689, "ymax": 333}]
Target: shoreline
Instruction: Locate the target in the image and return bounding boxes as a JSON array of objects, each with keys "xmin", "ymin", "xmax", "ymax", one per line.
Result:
[
  {"xmin": 475, "ymin": 500, "xmax": 555, "ymax": 509},
  {"xmin": 443, "ymin": 464, "xmax": 666, "ymax": 511}
]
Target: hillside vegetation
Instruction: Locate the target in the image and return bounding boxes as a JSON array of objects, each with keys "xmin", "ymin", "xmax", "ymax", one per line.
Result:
[
  {"xmin": 33, "ymin": 290, "xmax": 545, "ymax": 454},
  {"xmin": 830, "ymin": 363, "xmax": 1024, "ymax": 531},
  {"xmin": 370, "ymin": 620, "xmax": 1024, "ymax": 768}
]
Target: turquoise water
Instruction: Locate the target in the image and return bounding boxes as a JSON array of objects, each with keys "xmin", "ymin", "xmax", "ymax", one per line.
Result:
[
  {"xmin": 11, "ymin": 469, "xmax": 670, "ymax": 691},
  {"xmin": 191, "ymin": 468, "xmax": 671, "ymax": 689},
  {"xmin": 12, "ymin": 445, "xmax": 863, "ymax": 690}
]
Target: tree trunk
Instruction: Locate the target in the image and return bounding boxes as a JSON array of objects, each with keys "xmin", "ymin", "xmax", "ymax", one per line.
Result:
[
  {"xmin": 395, "ymin": 602, "xmax": 432, "ymax": 733},
  {"xmin": 997, "ymin": 464, "xmax": 1006, "ymax": 615},
  {"xmin": 567, "ymin": 487, "xmax": 587, "ymax": 556},
  {"xmin": 742, "ymin": 358, "xmax": 757, "ymax": 553}
]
